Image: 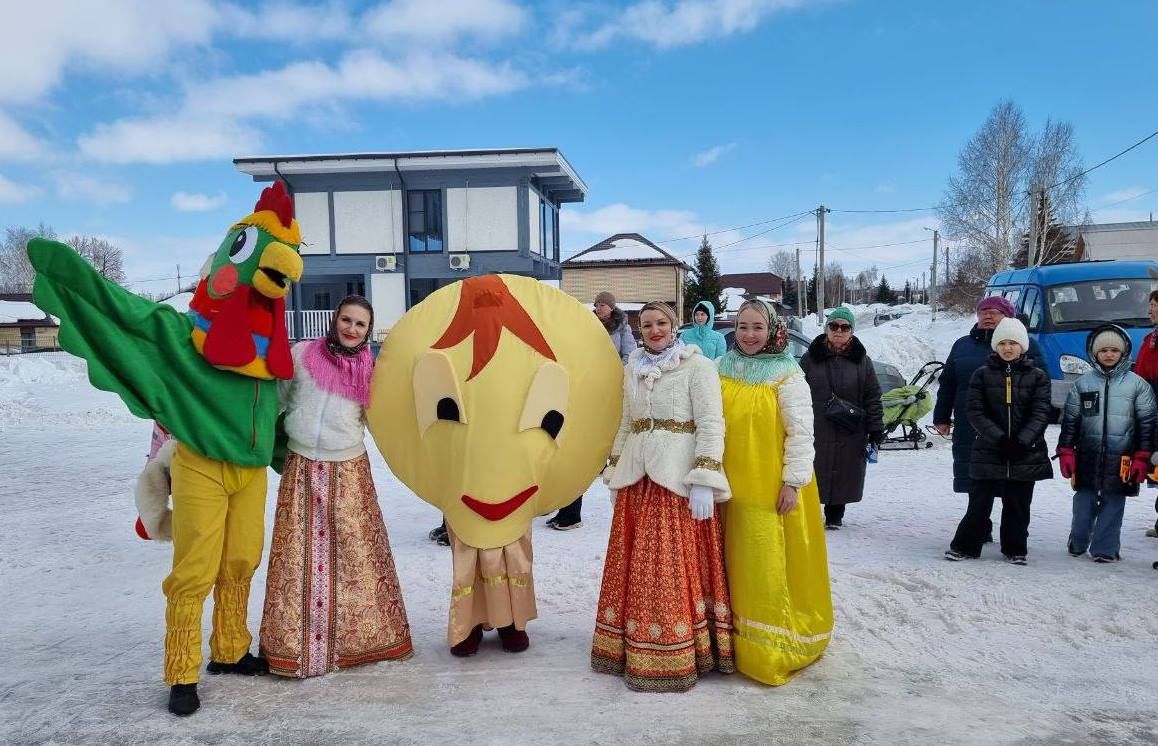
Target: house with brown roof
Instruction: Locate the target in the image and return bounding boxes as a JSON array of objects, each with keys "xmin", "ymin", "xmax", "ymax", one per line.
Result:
[
  {"xmin": 560, "ymin": 233, "xmax": 692, "ymax": 324},
  {"xmin": 720, "ymin": 272, "xmax": 785, "ymax": 301},
  {"xmin": 0, "ymin": 293, "xmax": 58, "ymax": 354}
]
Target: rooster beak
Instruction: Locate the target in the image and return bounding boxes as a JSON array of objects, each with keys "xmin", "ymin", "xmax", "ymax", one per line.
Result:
[{"xmin": 252, "ymin": 241, "xmax": 303, "ymax": 299}]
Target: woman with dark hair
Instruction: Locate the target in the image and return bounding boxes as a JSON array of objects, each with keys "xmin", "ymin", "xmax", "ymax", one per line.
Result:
[{"xmin": 260, "ymin": 296, "xmax": 413, "ymax": 678}]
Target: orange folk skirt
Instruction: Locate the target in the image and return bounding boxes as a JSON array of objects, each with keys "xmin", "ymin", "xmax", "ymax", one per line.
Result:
[
  {"xmin": 260, "ymin": 452, "xmax": 413, "ymax": 678},
  {"xmin": 591, "ymin": 477, "xmax": 734, "ymax": 692}
]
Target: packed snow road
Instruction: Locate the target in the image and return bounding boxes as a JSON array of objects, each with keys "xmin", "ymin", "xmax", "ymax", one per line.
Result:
[{"xmin": 2, "ymin": 350, "xmax": 1157, "ymax": 745}]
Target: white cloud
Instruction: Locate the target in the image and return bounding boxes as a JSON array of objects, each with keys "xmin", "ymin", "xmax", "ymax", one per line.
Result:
[
  {"xmin": 0, "ymin": 112, "xmax": 43, "ymax": 160},
  {"xmin": 563, "ymin": 0, "xmax": 820, "ymax": 50},
  {"xmin": 0, "ymin": 174, "xmax": 42, "ymax": 204},
  {"xmin": 362, "ymin": 0, "xmax": 527, "ymax": 44},
  {"xmin": 874, "ymin": 181, "xmax": 896, "ymax": 194},
  {"xmin": 78, "ymin": 116, "xmax": 264, "ymax": 164},
  {"xmin": 220, "ymin": 2, "xmax": 354, "ymax": 43},
  {"xmin": 692, "ymin": 142, "xmax": 737, "ymax": 167},
  {"xmin": 78, "ymin": 50, "xmax": 527, "ymax": 163},
  {"xmin": 171, "ymin": 191, "xmax": 228, "ymax": 212},
  {"xmin": 561, "ymin": 202, "xmax": 749, "ymax": 259},
  {"xmin": 55, "ymin": 173, "xmax": 132, "ymax": 205},
  {"xmin": 0, "ymin": 1, "xmax": 219, "ymax": 104}
]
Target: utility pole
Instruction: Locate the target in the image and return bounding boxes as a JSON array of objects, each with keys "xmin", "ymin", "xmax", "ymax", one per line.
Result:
[
  {"xmin": 795, "ymin": 246, "xmax": 804, "ymax": 316},
  {"xmin": 816, "ymin": 206, "xmax": 828, "ymax": 323},
  {"xmin": 176, "ymin": 264, "xmax": 181, "ymax": 296},
  {"xmin": 924, "ymin": 228, "xmax": 939, "ymax": 321}
]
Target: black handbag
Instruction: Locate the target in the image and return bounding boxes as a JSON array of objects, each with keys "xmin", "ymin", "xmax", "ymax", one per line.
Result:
[{"xmin": 822, "ymin": 360, "xmax": 866, "ymax": 432}]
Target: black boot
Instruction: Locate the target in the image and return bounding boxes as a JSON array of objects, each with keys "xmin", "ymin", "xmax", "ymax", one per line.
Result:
[
  {"xmin": 206, "ymin": 652, "xmax": 269, "ymax": 676},
  {"xmin": 168, "ymin": 683, "xmax": 200, "ymax": 716}
]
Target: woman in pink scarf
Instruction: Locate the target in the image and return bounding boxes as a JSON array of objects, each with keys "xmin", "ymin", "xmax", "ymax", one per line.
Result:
[{"xmin": 259, "ymin": 296, "xmax": 413, "ymax": 678}]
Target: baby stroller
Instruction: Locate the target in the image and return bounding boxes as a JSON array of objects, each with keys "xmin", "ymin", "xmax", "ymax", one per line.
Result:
[{"xmin": 878, "ymin": 361, "xmax": 944, "ymax": 451}]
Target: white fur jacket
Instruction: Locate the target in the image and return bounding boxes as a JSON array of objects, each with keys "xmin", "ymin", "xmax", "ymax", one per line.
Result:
[
  {"xmin": 279, "ymin": 342, "xmax": 368, "ymax": 463},
  {"xmin": 759, "ymin": 370, "xmax": 816, "ymax": 488},
  {"xmin": 602, "ymin": 344, "xmax": 731, "ymax": 501}
]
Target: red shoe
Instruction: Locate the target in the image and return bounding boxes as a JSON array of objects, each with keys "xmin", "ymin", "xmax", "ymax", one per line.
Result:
[
  {"xmin": 450, "ymin": 625, "xmax": 484, "ymax": 657},
  {"xmin": 497, "ymin": 624, "xmax": 529, "ymax": 653}
]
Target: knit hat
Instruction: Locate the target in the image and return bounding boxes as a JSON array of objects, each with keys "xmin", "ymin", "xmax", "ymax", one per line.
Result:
[
  {"xmin": 991, "ymin": 317, "xmax": 1029, "ymax": 352},
  {"xmin": 594, "ymin": 291, "xmax": 617, "ymax": 307},
  {"xmin": 976, "ymin": 295, "xmax": 1016, "ymax": 318},
  {"xmin": 826, "ymin": 307, "xmax": 856, "ymax": 331},
  {"xmin": 1091, "ymin": 327, "xmax": 1126, "ymax": 353}
]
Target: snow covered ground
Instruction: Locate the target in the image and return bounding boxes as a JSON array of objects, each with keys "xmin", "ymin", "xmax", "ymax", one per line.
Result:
[{"xmin": 4, "ymin": 317, "xmax": 1158, "ymax": 744}]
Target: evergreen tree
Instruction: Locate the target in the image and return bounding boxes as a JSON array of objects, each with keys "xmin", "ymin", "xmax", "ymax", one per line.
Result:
[
  {"xmin": 875, "ymin": 275, "xmax": 894, "ymax": 304},
  {"xmin": 683, "ymin": 235, "xmax": 725, "ymax": 319},
  {"xmin": 806, "ymin": 271, "xmax": 818, "ymax": 315}
]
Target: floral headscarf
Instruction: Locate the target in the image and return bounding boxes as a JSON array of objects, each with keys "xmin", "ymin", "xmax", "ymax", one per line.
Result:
[{"xmin": 717, "ymin": 300, "xmax": 801, "ymax": 385}]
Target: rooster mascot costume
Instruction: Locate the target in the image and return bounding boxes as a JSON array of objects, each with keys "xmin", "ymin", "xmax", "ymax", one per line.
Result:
[{"xmin": 27, "ymin": 182, "xmax": 303, "ymax": 716}]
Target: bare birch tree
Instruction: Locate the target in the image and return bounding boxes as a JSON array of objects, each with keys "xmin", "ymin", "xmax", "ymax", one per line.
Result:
[
  {"xmin": 938, "ymin": 100, "xmax": 1032, "ymax": 277},
  {"xmin": 66, "ymin": 235, "xmax": 126, "ymax": 284},
  {"xmin": 767, "ymin": 250, "xmax": 796, "ymax": 281},
  {"xmin": 0, "ymin": 224, "xmax": 56, "ymax": 292}
]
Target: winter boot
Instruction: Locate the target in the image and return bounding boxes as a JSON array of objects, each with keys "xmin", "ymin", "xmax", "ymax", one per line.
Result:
[
  {"xmin": 944, "ymin": 549, "xmax": 974, "ymax": 561},
  {"xmin": 1004, "ymin": 555, "xmax": 1027, "ymax": 566},
  {"xmin": 168, "ymin": 684, "xmax": 200, "ymax": 716},
  {"xmin": 429, "ymin": 523, "xmax": 450, "ymax": 546},
  {"xmin": 497, "ymin": 624, "xmax": 530, "ymax": 653},
  {"xmin": 206, "ymin": 652, "xmax": 269, "ymax": 676},
  {"xmin": 450, "ymin": 625, "xmax": 484, "ymax": 657}
]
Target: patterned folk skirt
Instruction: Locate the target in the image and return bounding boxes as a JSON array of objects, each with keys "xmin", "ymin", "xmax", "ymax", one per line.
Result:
[
  {"xmin": 591, "ymin": 477, "xmax": 735, "ymax": 692},
  {"xmin": 260, "ymin": 451, "xmax": 413, "ymax": 678}
]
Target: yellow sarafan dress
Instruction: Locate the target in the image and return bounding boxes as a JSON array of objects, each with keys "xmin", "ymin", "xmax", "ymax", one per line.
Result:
[{"xmin": 720, "ymin": 374, "xmax": 833, "ymax": 685}]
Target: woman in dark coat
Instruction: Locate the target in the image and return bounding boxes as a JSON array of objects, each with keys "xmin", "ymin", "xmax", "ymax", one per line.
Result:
[{"xmin": 800, "ymin": 308, "xmax": 884, "ymax": 529}]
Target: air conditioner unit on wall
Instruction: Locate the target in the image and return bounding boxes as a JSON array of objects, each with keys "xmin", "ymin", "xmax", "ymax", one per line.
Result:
[
  {"xmin": 449, "ymin": 253, "xmax": 471, "ymax": 270},
  {"xmin": 374, "ymin": 255, "xmax": 397, "ymax": 272}
]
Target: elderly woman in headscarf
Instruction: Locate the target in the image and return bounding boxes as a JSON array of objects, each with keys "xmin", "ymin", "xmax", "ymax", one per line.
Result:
[
  {"xmin": 717, "ymin": 299, "xmax": 832, "ymax": 686},
  {"xmin": 592, "ymin": 300, "xmax": 734, "ymax": 692},
  {"xmin": 260, "ymin": 295, "xmax": 413, "ymax": 678}
]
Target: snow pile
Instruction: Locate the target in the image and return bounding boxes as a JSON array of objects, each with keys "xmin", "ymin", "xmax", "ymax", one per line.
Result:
[
  {"xmin": 0, "ymin": 300, "xmax": 49, "ymax": 323},
  {"xmin": 858, "ymin": 306, "xmax": 974, "ymax": 380},
  {"xmin": 0, "ymin": 352, "xmax": 136, "ymax": 429},
  {"xmin": 0, "ymin": 351, "xmax": 89, "ymax": 387}
]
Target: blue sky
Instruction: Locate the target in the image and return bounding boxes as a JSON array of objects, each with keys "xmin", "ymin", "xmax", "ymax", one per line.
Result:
[{"xmin": 3, "ymin": 0, "xmax": 1157, "ymax": 295}]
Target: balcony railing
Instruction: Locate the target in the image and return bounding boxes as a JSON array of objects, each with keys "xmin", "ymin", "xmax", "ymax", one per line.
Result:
[{"xmin": 287, "ymin": 310, "xmax": 334, "ymax": 340}]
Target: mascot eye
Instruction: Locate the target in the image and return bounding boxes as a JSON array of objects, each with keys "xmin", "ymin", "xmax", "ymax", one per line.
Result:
[
  {"xmin": 540, "ymin": 410, "xmax": 564, "ymax": 440},
  {"xmin": 228, "ymin": 226, "xmax": 259, "ymax": 265},
  {"xmin": 519, "ymin": 362, "xmax": 569, "ymax": 445},
  {"xmin": 437, "ymin": 397, "xmax": 462, "ymax": 422},
  {"xmin": 414, "ymin": 351, "xmax": 467, "ymax": 436}
]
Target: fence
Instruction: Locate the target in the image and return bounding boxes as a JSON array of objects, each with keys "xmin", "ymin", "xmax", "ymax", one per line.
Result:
[{"xmin": 288, "ymin": 310, "xmax": 334, "ymax": 340}]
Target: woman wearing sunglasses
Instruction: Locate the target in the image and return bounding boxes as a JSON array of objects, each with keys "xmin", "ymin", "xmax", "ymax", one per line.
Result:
[{"xmin": 799, "ymin": 308, "xmax": 884, "ymax": 530}]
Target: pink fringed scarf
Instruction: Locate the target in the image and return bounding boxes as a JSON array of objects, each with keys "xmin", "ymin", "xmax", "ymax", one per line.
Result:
[{"xmin": 302, "ymin": 336, "xmax": 373, "ymax": 408}]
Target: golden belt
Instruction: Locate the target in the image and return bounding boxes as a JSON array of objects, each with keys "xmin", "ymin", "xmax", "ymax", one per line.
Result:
[{"xmin": 630, "ymin": 418, "xmax": 696, "ymax": 434}]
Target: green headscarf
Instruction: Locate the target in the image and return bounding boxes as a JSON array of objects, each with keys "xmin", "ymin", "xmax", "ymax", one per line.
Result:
[{"xmin": 718, "ymin": 300, "xmax": 802, "ymax": 385}]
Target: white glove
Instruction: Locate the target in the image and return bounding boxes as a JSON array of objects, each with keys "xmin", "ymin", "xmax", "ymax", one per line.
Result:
[{"xmin": 689, "ymin": 485, "xmax": 714, "ymax": 521}]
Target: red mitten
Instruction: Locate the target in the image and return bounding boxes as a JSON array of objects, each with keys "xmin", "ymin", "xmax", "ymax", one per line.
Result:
[
  {"xmin": 134, "ymin": 517, "xmax": 152, "ymax": 540},
  {"xmin": 1127, "ymin": 451, "xmax": 1152, "ymax": 485},
  {"xmin": 1057, "ymin": 447, "xmax": 1076, "ymax": 479}
]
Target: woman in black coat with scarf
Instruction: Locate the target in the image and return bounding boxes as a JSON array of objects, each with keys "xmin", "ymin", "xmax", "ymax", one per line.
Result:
[{"xmin": 800, "ymin": 308, "xmax": 884, "ymax": 529}]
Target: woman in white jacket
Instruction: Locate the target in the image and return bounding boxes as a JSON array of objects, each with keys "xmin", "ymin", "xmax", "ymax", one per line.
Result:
[
  {"xmin": 259, "ymin": 296, "xmax": 413, "ymax": 678},
  {"xmin": 591, "ymin": 301, "xmax": 734, "ymax": 692},
  {"xmin": 717, "ymin": 300, "xmax": 832, "ymax": 686}
]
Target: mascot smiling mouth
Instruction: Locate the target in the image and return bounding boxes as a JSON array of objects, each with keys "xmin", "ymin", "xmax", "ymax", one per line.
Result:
[{"xmin": 461, "ymin": 486, "xmax": 539, "ymax": 521}]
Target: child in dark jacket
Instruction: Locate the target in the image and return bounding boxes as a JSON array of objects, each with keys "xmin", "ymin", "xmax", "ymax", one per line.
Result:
[
  {"xmin": 1057, "ymin": 324, "xmax": 1157, "ymax": 563},
  {"xmin": 946, "ymin": 317, "xmax": 1053, "ymax": 564}
]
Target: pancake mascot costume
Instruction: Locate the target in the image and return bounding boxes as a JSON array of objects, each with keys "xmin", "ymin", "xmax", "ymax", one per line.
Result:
[
  {"xmin": 368, "ymin": 275, "xmax": 622, "ymax": 656},
  {"xmin": 26, "ymin": 182, "xmax": 304, "ymax": 716}
]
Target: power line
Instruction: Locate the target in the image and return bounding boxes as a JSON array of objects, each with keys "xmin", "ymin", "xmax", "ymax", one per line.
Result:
[
  {"xmin": 1046, "ymin": 127, "xmax": 1158, "ymax": 193},
  {"xmin": 828, "ymin": 206, "xmax": 938, "ymax": 214},
  {"xmin": 824, "ymin": 237, "xmax": 928, "ymax": 253}
]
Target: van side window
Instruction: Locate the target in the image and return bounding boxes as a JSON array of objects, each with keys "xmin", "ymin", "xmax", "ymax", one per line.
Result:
[
  {"xmin": 1021, "ymin": 286, "xmax": 1042, "ymax": 331},
  {"xmin": 1003, "ymin": 286, "xmax": 1022, "ymax": 307}
]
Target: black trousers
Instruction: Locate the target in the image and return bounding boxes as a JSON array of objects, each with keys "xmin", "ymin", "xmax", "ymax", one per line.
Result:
[
  {"xmin": 555, "ymin": 495, "xmax": 582, "ymax": 523},
  {"xmin": 951, "ymin": 479, "xmax": 1034, "ymax": 557},
  {"xmin": 824, "ymin": 504, "xmax": 846, "ymax": 524}
]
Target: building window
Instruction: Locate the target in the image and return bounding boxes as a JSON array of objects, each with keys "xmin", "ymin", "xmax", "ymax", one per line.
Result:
[
  {"xmin": 540, "ymin": 198, "xmax": 558, "ymax": 259},
  {"xmin": 313, "ymin": 291, "xmax": 332, "ymax": 310},
  {"xmin": 409, "ymin": 278, "xmax": 455, "ymax": 307},
  {"xmin": 20, "ymin": 328, "xmax": 35, "ymax": 352},
  {"xmin": 408, "ymin": 190, "xmax": 444, "ymax": 253},
  {"xmin": 345, "ymin": 281, "xmax": 365, "ymax": 297}
]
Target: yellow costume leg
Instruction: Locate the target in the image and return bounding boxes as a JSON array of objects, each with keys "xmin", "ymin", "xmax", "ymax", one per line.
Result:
[
  {"xmin": 209, "ymin": 461, "xmax": 266, "ymax": 666},
  {"xmin": 162, "ymin": 444, "xmax": 230, "ymax": 685}
]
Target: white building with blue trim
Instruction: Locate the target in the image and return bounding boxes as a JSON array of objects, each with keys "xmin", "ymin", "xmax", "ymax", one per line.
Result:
[{"xmin": 233, "ymin": 148, "xmax": 588, "ymax": 339}]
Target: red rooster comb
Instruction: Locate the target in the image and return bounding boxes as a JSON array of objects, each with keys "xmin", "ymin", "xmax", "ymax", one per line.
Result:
[{"xmin": 254, "ymin": 180, "xmax": 295, "ymax": 229}]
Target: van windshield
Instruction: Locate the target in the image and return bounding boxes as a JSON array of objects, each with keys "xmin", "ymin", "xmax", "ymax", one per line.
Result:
[{"xmin": 1046, "ymin": 278, "xmax": 1157, "ymax": 329}]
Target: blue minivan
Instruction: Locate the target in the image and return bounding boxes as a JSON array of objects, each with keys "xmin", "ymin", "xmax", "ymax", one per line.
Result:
[{"xmin": 984, "ymin": 260, "xmax": 1158, "ymax": 409}]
